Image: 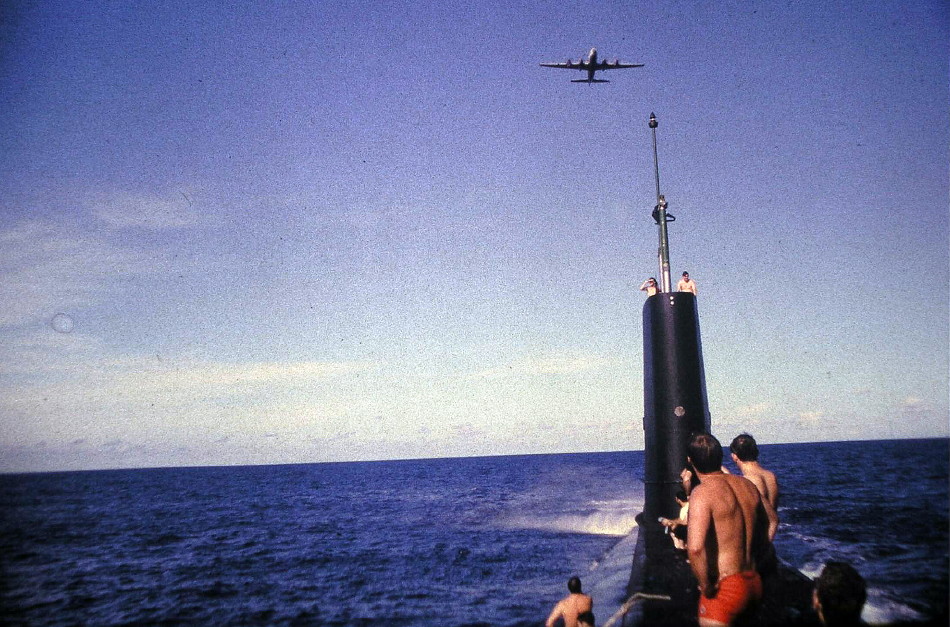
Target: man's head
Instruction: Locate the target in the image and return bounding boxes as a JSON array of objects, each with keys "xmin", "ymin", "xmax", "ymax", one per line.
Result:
[
  {"xmin": 687, "ymin": 433, "xmax": 723, "ymax": 473},
  {"xmin": 730, "ymin": 433, "xmax": 760, "ymax": 462},
  {"xmin": 682, "ymin": 271, "xmax": 689, "ymax": 279},
  {"xmin": 567, "ymin": 576, "xmax": 582, "ymax": 594},
  {"xmin": 813, "ymin": 562, "xmax": 866, "ymax": 625}
]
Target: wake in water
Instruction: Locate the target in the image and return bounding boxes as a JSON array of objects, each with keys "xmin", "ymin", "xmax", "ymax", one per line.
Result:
[{"xmin": 500, "ymin": 500, "xmax": 640, "ymax": 537}]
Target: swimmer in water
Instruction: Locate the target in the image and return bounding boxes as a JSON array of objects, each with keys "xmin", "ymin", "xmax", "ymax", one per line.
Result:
[{"xmin": 546, "ymin": 576, "xmax": 593, "ymax": 627}]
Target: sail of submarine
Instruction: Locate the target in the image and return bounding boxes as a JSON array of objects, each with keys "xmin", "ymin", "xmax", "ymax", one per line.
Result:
[
  {"xmin": 617, "ymin": 114, "xmax": 813, "ymax": 627},
  {"xmin": 641, "ymin": 112, "xmax": 710, "ymax": 548}
]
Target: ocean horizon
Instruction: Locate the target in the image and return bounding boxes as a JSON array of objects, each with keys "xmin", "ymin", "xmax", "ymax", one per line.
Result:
[
  {"xmin": 3, "ymin": 435, "xmax": 946, "ymax": 476},
  {"xmin": 1, "ymin": 438, "xmax": 947, "ymax": 626}
]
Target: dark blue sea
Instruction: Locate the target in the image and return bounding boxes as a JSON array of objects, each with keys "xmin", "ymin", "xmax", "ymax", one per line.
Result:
[{"xmin": 1, "ymin": 439, "xmax": 946, "ymax": 626}]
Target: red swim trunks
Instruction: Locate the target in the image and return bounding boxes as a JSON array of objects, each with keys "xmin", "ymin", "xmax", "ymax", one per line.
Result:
[{"xmin": 697, "ymin": 571, "xmax": 762, "ymax": 625}]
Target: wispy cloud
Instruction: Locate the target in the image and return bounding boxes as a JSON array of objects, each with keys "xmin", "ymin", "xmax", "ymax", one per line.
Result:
[
  {"xmin": 40, "ymin": 358, "xmax": 379, "ymax": 399},
  {"xmin": 0, "ymin": 219, "xmax": 170, "ymax": 327},
  {"xmin": 467, "ymin": 354, "xmax": 613, "ymax": 380},
  {"xmin": 797, "ymin": 411, "xmax": 824, "ymax": 423},
  {"xmin": 900, "ymin": 396, "xmax": 923, "ymax": 408},
  {"xmin": 735, "ymin": 402, "xmax": 772, "ymax": 417},
  {"xmin": 90, "ymin": 191, "xmax": 203, "ymax": 230},
  {"xmin": 0, "ymin": 355, "xmax": 381, "ymax": 449}
]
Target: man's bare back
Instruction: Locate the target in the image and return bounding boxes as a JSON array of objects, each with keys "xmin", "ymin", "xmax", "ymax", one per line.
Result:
[
  {"xmin": 737, "ymin": 462, "xmax": 779, "ymax": 510},
  {"xmin": 729, "ymin": 433, "xmax": 780, "ymax": 510},
  {"xmin": 546, "ymin": 577, "xmax": 593, "ymax": 627},
  {"xmin": 688, "ymin": 473, "xmax": 762, "ymax": 585},
  {"xmin": 687, "ymin": 433, "xmax": 770, "ymax": 626}
]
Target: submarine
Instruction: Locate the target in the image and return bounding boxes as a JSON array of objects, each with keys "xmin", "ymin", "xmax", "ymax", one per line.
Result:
[{"xmin": 609, "ymin": 114, "xmax": 814, "ymax": 626}]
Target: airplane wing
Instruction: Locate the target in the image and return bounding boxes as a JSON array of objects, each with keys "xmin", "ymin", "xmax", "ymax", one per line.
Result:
[
  {"xmin": 539, "ymin": 61, "xmax": 586, "ymax": 69},
  {"xmin": 594, "ymin": 61, "xmax": 644, "ymax": 70}
]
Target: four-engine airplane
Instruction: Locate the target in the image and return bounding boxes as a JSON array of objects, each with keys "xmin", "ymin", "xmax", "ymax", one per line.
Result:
[{"xmin": 540, "ymin": 47, "xmax": 643, "ymax": 83}]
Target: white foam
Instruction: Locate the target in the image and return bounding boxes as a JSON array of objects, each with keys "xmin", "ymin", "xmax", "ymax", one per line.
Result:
[
  {"xmin": 861, "ymin": 587, "xmax": 926, "ymax": 625},
  {"xmin": 796, "ymin": 568, "xmax": 927, "ymax": 625},
  {"xmin": 502, "ymin": 510, "xmax": 639, "ymax": 536},
  {"xmin": 586, "ymin": 529, "xmax": 641, "ymax": 608}
]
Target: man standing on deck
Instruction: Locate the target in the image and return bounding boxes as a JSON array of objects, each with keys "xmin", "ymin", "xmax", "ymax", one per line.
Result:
[
  {"xmin": 730, "ymin": 433, "xmax": 780, "ymax": 511},
  {"xmin": 677, "ymin": 271, "xmax": 697, "ymax": 294},
  {"xmin": 545, "ymin": 576, "xmax": 593, "ymax": 627},
  {"xmin": 730, "ymin": 433, "xmax": 781, "ymax": 581},
  {"xmin": 686, "ymin": 433, "xmax": 775, "ymax": 627}
]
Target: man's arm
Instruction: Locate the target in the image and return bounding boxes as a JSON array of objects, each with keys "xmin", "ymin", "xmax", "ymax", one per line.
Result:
[
  {"xmin": 752, "ymin": 498, "xmax": 777, "ymax": 568},
  {"xmin": 687, "ymin": 487, "xmax": 713, "ymax": 596},
  {"xmin": 762, "ymin": 494, "xmax": 779, "ymax": 542},
  {"xmin": 765, "ymin": 473, "xmax": 780, "ymax": 509},
  {"xmin": 545, "ymin": 600, "xmax": 564, "ymax": 627}
]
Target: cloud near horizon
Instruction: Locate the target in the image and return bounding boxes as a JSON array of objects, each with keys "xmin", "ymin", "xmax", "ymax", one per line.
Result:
[{"xmin": 467, "ymin": 354, "xmax": 617, "ymax": 380}]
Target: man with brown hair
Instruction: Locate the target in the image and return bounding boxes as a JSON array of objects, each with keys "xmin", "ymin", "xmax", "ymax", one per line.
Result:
[
  {"xmin": 730, "ymin": 433, "xmax": 780, "ymax": 510},
  {"xmin": 813, "ymin": 562, "xmax": 867, "ymax": 626},
  {"xmin": 545, "ymin": 576, "xmax": 593, "ymax": 627},
  {"xmin": 686, "ymin": 433, "xmax": 776, "ymax": 626}
]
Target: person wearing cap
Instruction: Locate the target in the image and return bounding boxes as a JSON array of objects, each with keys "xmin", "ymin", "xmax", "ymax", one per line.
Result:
[{"xmin": 677, "ymin": 271, "xmax": 697, "ymax": 295}]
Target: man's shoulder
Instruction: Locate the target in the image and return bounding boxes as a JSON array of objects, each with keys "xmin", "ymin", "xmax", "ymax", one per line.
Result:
[
  {"xmin": 727, "ymin": 473, "xmax": 763, "ymax": 499},
  {"xmin": 693, "ymin": 477, "xmax": 735, "ymax": 499},
  {"xmin": 736, "ymin": 472, "xmax": 762, "ymax": 488}
]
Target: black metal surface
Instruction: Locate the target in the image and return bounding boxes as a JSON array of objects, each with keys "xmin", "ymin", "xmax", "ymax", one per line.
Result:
[{"xmin": 641, "ymin": 290, "xmax": 710, "ymax": 555}]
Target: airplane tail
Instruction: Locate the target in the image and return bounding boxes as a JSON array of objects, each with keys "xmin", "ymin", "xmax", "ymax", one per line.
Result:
[{"xmin": 572, "ymin": 79, "xmax": 610, "ymax": 83}]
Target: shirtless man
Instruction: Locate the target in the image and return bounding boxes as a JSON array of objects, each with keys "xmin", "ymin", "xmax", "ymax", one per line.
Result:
[
  {"xmin": 677, "ymin": 271, "xmax": 697, "ymax": 295},
  {"xmin": 687, "ymin": 433, "xmax": 775, "ymax": 627},
  {"xmin": 730, "ymin": 433, "xmax": 780, "ymax": 511},
  {"xmin": 545, "ymin": 577, "xmax": 593, "ymax": 627}
]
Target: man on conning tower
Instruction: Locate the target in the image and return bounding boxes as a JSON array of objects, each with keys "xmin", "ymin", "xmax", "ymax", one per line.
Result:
[{"xmin": 686, "ymin": 433, "xmax": 774, "ymax": 626}]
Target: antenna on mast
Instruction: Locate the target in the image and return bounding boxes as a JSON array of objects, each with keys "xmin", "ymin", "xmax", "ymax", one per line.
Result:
[{"xmin": 649, "ymin": 113, "xmax": 674, "ymax": 293}]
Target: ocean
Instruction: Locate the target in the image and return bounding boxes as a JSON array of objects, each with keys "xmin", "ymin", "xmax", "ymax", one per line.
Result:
[{"xmin": 0, "ymin": 438, "xmax": 946, "ymax": 626}]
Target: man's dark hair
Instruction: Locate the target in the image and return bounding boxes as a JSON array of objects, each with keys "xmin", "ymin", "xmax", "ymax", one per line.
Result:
[
  {"xmin": 730, "ymin": 433, "xmax": 760, "ymax": 462},
  {"xmin": 567, "ymin": 576, "xmax": 582, "ymax": 593},
  {"xmin": 687, "ymin": 433, "xmax": 723, "ymax": 473},
  {"xmin": 578, "ymin": 610, "xmax": 596, "ymax": 626},
  {"xmin": 815, "ymin": 562, "xmax": 866, "ymax": 625}
]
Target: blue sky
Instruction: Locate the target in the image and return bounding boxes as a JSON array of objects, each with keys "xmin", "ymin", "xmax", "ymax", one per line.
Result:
[{"xmin": 1, "ymin": 0, "xmax": 947, "ymax": 472}]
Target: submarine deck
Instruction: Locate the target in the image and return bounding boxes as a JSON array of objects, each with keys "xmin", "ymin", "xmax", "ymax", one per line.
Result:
[{"xmin": 618, "ymin": 514, "xmax": 817, "ymax": 627}]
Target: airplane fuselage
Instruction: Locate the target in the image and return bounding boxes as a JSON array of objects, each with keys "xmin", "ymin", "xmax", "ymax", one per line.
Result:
[
  {"xmin": 585, "ymin": 48, "xmax": 599, "ymax": 82},
  {"xmin": 540, "ymin": 46, "xmax": 642, "ymax": 84}
]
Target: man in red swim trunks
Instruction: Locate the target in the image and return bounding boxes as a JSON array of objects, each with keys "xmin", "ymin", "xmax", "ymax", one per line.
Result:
[{"xmin": 687, "ymin": 433, "xmax": 775, "ymax": 626}]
